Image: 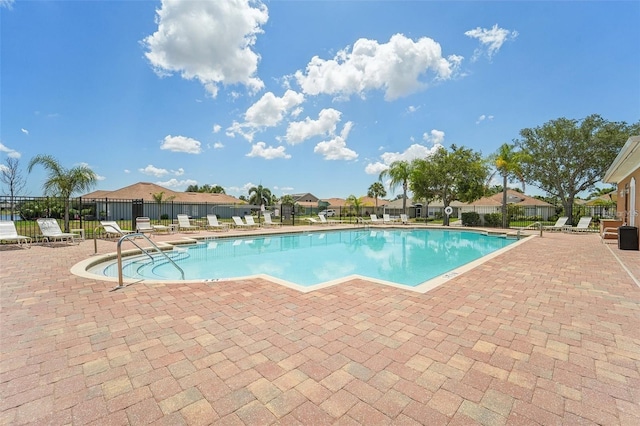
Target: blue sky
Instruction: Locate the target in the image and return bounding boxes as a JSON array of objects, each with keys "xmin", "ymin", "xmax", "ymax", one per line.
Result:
[{"xmin": 1, "ymin": 0, "xmax": 639, "ymax": 200}]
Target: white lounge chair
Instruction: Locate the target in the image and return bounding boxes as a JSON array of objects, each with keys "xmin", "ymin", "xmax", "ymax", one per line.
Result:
[
  {"xmin": 0, "ymin": 220, "xmax": 31, "ymax": 247},
  {"xmin": 36, "ymin": 218, "xmax": 77, "ymax": 244},
  {"xmin": 564, "ymin": 216, "xmax": 593, "ymax": 233},
  {"xmin": 370, "ymin": 214, "xmax": 383, "ymax": 225},
  {"xmin": 244, "ymin": 215, "xmax": 260, "ymax": 228},
  {"xmin": 205, "ymin": 214, "xmax": 229, "ymax": 232},
  {"xmin": 100, "ymin": 221, "xmax": 134, "ymax": 238},
  {"xmin": 305, "ymin": 217, "xmax": 322, "ymax": 225},
  {"xmin": 263, "ymin": 212, "xmax": 281, "ymax": 227},
  {"xmin": 232, "ymin": 216, "xmax": 257, "ymax": 229},
  {"xmin": 177, "ymin": 214, "xmax": 200, "ymax": 233},
  {"xmin": 135, "ymin": 217, "xmax": 164, "ymax": 236},
  {"xmin": 383, "ymin": 214, "xmax": 398, "ymax": 223},
  {"xmin": 318, "ymin": 214, "xmax": 341, "ymax": 225},
  {"xmin": 400, "ymin": 214, "xmax": 409, "ymax": 224},
  {"xmin": 542, "ymin": 216, "xmax": 568, "ymax": 232}
]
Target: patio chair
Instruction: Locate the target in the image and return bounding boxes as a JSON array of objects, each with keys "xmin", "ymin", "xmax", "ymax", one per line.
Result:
[
  {"xmin": 205, "ymin": 214, "xmax": 229, "ymax": 232},
  {"xmin": 244, "ymin": 215, "xmax": 260, "ymax": 228},
  {"xmin": 232, "ymin": 216, "xmax": 257, "ymax": 229},
  {"xmin": 36, "ymin": 218, "xmax": 77, "ymax": 244},
  {"xmin": 263, "ymin": 212, "xmax": 281, "ymax": 227},
  {"xmin": 177, "ymin": 214, "xmax": 200, "ymax": 233},
  {"xmin": 135, "ymin": 217, "xmax": 165, "ymax": 236},
  {"xmin": 318, "ymin": 214, "xmax": 341, "ymax": 225},
  {"xmin": 100, "ymin": 221, "xmax": 134, "ymax": 238},
  {"xmin": 370, "ymin": 214, "xmax": 383, "ymax": 225},
  {"xmin": 564, "ymin": 216, "xmax": 593, "ymax": 233},
  {"xmin": 400, "ymin": 214, "xmax": 409, "ymax": 224},
  {"xmin": 383, "ymin": 214, "xmax": 399, "ymax": 223},
  {"xmin": 0, "ymin": 220, "xmax": 31, "ymax": 247},
  {"xmin": 542, "ymin": 216, "xmax": 568, "ymax": 232}
]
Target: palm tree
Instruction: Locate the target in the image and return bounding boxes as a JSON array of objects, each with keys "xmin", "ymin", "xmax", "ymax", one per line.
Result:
[
  {"xmin": 152, "ymin": 191, "xmax": 175, "ymax": 203},
  {"xmin": 367, "ymin": 182, "xmax": 387, "ymax": 214},
  {"xmin": 248, "ymin": 184, "xmax": 272, "ymax": 207},
  {"xmin": 27, "ymin": 154, "xmax": 97, "ymax": 232},
  {"xmin": 248, "ymin": 184, "xmax": 272, "ymax": 221},
  {"xmin": 346, "ymin": 194, "xmax": 363, "ymax": 217},
  {"xmin": 489, "ymin": 143, "xmax": 526, "ymax": 228},
  {"xmin": 379, "ymin": 160, "xmax": 411, "ymax": 215}
]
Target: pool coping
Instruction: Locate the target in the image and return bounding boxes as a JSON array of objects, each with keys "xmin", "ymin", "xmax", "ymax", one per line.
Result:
[{"xmin": 70, "ymin": 226, "xmax": 536, "ymax": 293}]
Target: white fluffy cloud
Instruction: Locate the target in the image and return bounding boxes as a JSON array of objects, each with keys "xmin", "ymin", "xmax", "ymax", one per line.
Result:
[
  {"xmin": 0, "ymin": 142, "xmax": 21, "ymax": 158},
  {"xmin": 313, "ymin": 122, "xmax": 358, "ymax": 161},
  {"xmin": 465, "ymin": 24, "xmax": 518, "ymax": 61},
  {"xmin": 475, "ymin": 114, "xmax": 494, "ymax": 124},
  {"xmin": 286, "ymin": 108, "xmax": 342, "ymax": 145},
  {"xmin": 423, "ymin": 129, "xmax": 445, "ymax": 145},
  {"xmin": 246, "ymin": 142, "xmax": 291, "ymax": 159},
  {"xmin": 364, "ymin": 143, "xmax": 443, "ymax": 175},
  {"xmin": 160, "ymin": 135, "xmax": 202, "ymax": 154},
  {"xmin": 143, "ymin": 0, "xmax": 268, "ymax": 97},
  {"xmin": 294, "ymin": 33, "xmax": 461, "ymax": 100},
  {"xmin": 227, "ymin": 90, "xmax": 305, "ymax": 142},
  {"xmin": 156, "ymin": 178, "xmax": 198, "ymax": 188},
  {"xmin": 139, "ymin": 164, "xmax": 169, "ymax": 177},
  {"xmin": 244, "ymin": 90, "xmax": 305, "ymax": 127}
]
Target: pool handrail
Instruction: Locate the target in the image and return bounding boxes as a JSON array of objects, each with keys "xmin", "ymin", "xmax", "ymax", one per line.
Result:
[{"xmin": 115, "ymin": 233, "xmax": 185, "ymax": 288}]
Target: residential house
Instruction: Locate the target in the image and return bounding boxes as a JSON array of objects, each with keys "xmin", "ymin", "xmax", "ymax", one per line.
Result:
[
  {"xmin": 81, "ymin": 182, "xmax": 245, "ymax": 220},
  {"xmin": 458, "ymin": 190, "xmax": 556, "ymax": 222},
  {"xmin": 604, "ymin": 135, "xmax": 640, "ymax": 227}
]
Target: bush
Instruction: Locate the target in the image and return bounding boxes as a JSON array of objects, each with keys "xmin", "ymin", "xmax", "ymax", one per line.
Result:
[
  {"xmin": 160, "ymin": 214, "xmax": 169, "ymax": 220},
  {"xmin": 461, "ymin": 212, "xmax": 480, "ymax": 226},
  {"xmin": 484, "ymin": 213, "xmax": 502, "ymax": 227}
]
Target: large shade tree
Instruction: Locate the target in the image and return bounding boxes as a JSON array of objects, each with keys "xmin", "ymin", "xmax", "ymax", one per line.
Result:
[
  {"xmin": 27, "ymin": 154, "xmax": 98, "ymax": 232},
  {"xmin": 410, "ymin": 145, "xmax": 488, "ymax": 226},
  {"xmin": 516, "ymin": 114, "xmax": 640, "ymax": 224},
  {"xmin": 379, "ymin": 160, "xmax": 411, "ymax": 215},
  {"xmin": 488, "ymin": 143, "xmax": 526, "ymax": 228}
]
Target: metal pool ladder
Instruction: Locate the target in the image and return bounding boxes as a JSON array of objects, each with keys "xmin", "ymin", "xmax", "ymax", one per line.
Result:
[{"xmin": 115, "ymin": 233, "xmax": 185, "ymax": 289}]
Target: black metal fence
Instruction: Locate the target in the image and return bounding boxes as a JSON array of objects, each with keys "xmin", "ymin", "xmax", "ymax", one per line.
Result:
[{"xmin": 0, "ymin": 195, "xmax": 615, "ymax": 239}]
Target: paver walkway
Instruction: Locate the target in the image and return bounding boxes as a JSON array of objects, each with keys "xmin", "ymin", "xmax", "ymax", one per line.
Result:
[{"xmin": 1, "ymin": 230, "xmax": 639, "ymax": 425}]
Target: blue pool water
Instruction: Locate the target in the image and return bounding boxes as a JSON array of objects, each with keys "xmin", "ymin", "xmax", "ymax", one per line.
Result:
[{"xmin": 91, "ymin": 229, "xmax": 517, "ymax": 288}]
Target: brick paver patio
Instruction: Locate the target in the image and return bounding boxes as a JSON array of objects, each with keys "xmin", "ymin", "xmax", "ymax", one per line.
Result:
[{"xmin": 1, "ymin": 228, "xmax": 639, "ymax": 425}]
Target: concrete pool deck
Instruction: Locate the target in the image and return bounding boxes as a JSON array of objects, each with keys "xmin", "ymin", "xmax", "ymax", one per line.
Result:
[{"xmin": 1, "ymin": 225, "xmax": 639, "ymax": 425}]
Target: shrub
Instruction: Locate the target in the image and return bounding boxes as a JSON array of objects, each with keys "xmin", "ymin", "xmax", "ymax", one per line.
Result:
[
  {"xmin": 484, "ymin": 213, "xmax": 502, "ymax": 227},
  {"xmin": 461, "ymin": 212, "xmax": 480, "ymax": 226}
]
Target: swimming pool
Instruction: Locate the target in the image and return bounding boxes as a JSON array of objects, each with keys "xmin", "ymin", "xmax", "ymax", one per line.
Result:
[{"xmin": 84, "ymin": 228, "xmax": 523, "ymax": 292}]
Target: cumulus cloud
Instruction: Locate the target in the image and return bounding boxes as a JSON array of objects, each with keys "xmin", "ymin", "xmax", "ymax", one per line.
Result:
[
  {"xmin": 156, "ymin": 178, "xmax": 198, "ymax": 188},
  {"xmin": 212, "ymin": 124, "xmax": 222, "ymax": 133},
  {"xmin": 246, "ymin": 142, "xmax": 291, "ymax": 159},
  {"xmin": 160, "ymin": 135, "xmax": 202, "ymax": 154},
  {"xmin": 20, "ymin": 128, "xmax": 29, "ymax": 135},
  {"xmin": 244, "ymin": 90, "xmax": 305, "ymax": 127},
  {"xmin": 423, "ymin": 129, "xmax": 445, "ymax": 145},
  {"xmin": 364, "ymin": 143, "xmax": 442, "ymax": 176},
  {"xmin": 475, "ymin": 114, "xmax": 494, "ymax": 124},
  {"xmin": 143, "ymin": 0, "xmax": 268, "ymax": 97},
  {"xmin": 465, "ymin": 24, "xmax": 518, "ymax": 61},
  {"xmin": 294, "ymin": 33, "xmax": 461, "ymax": 100},
  {"xmin": 286, "ymin": 108, "xmax": 342, "ymax": 145},
  {"xmin": 313, "ymin": 121, "xmax": 358, "ymax": 161},
  {"xmin": 139, "ymin": 164, "xmax": 169, "ymax": 177},
  {"xmin": 0, "ymin": 142, "xmax": 21, "ymax": 158},
  {"xmin": 227, "ymin": 90, "xmax": 305, "ymax": 142}
]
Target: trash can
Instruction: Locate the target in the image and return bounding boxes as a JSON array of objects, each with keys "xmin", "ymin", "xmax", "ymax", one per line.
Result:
[{"xmin": 618, "ymin": 226, "xmax": 639, "ymax": 250}]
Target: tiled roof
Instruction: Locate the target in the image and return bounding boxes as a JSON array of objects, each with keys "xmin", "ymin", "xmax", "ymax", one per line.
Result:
[{"xmin": 81, "ymin": 182, "xmax": 244, "ymax": 204}]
